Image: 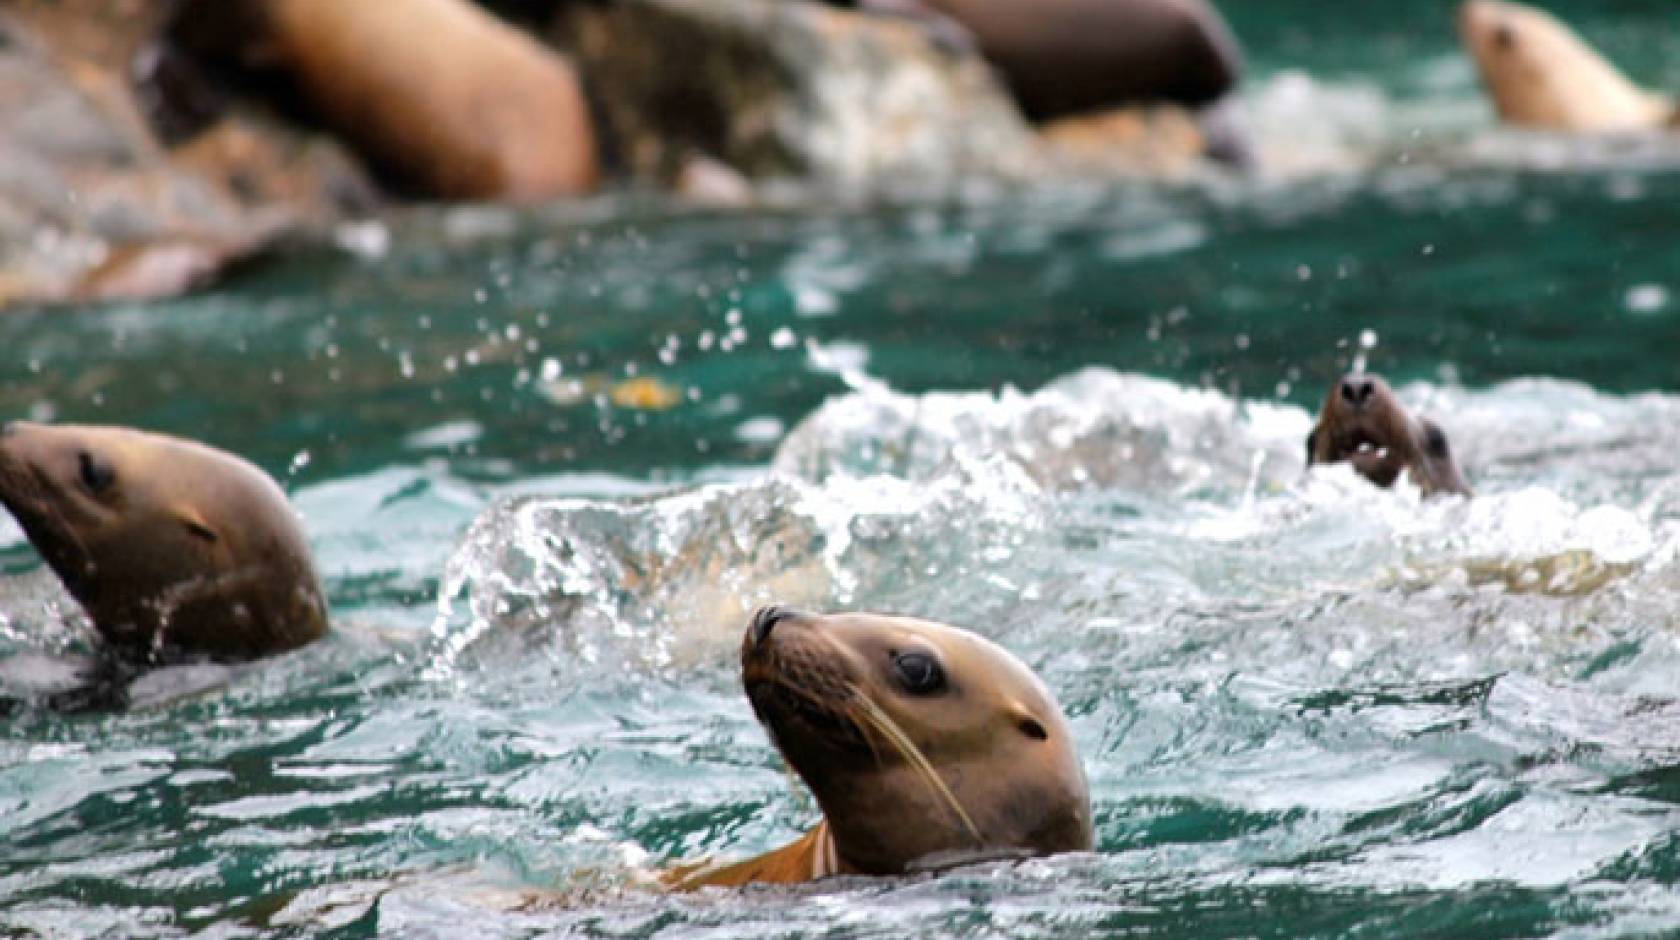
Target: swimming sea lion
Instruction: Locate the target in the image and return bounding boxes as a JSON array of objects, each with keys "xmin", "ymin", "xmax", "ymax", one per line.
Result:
[
  {"xmin": 841, "ymin": 0, "xmax": 1244, "ymax": 120},
  {"xmin": 0, "ymin": 422, "xmax": 327, "ymax": 660},
  {"xmin": 1306, "ymin": 374, "xmax": 1472, "ymax": 497},
  {"xmin": 1459, "ymin": 0, "xmax": 1676, "ymax": 133},
  {"xmin": 673, "ymin": 607, "xmax": 1092, "ymax": 887}
]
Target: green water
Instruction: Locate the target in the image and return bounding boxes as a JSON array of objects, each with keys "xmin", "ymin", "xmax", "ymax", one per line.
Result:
[{"xmin": 6, "ymin": 3, "xmax": 1680, "ymax": 937}]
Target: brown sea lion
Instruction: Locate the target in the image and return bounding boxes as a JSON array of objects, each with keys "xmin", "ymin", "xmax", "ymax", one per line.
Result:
[
  {"xmin": 672, "ymin": 607, "xmax": 1092, "ymax": 887},
  {"xmin": 1459, "ymin": 0, "xmax": 1675, "ymax": 133},
  {"xmin": 842, "ymin": 0, "xmax": 1244, "ymax": 119},
  {"xmin": 0, "ymin": 422, "xmax": 327, "ymax": 661},
  {"xmin": 246, "ymin": 0, "xmax": 599, "ymax": 200},
  {"xmin": 1306, "ymin": 374, "xmax": 1472, "ymax": 497}
]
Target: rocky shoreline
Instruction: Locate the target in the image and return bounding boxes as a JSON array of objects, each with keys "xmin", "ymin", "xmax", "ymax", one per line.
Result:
[{"xmin": 0, "ymin": 0, "xmax": 1223, "ymax": 309}]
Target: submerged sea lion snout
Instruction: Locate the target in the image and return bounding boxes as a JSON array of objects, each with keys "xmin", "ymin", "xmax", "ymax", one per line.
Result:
[
  {"xmin": 1339, "ymin": 374, "xmax": 1376, "ymax": 408},
  {"xmin": 1306, "ymin": 373, "xmax": 1472, "ymax": 497}
]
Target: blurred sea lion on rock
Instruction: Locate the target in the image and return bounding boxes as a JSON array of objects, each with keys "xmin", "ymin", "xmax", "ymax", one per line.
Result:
[
  {"xmin": 0, "ymin": 422, "xmax": 327, "ymax": 663},
  {"xmin": 231, "ymin": 0, "xmax": 600, "ymax": 200},
  {"xmin": 1306, "ymin": 374, "xmax": 1472, "ymax": 497},
  {"xmin": 834, "ymin": 0, "xmax": 1250, "ymax": 165},
  {"xmin": 1460, "ymin": 0, "xmax": 1675, "ymax": 133},
  {"xmin": 670, "ymin": 607, "xmax": 1092, "ymax": 887}
]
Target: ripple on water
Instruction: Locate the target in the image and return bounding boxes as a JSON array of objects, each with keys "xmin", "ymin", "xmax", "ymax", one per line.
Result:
[{"xmin": 9, "ymin": 369, "xmax": 1680, "ymax": 935}]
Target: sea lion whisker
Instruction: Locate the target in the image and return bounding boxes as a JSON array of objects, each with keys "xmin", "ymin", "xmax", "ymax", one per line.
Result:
[
  {"xmin": 839, "ymin": 697, "xmax": 891, "ymax": 768},
  {"xmin": 850, "ymin": 690, "xmax": 983, "ymax": 846}
]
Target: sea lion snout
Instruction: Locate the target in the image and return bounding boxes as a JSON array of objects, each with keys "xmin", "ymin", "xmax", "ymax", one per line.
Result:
[
  {"xmin": 1307, "ymin": 372, "xmax": 1472, "ymax": 497},
  {"xmin": 0, "ymin": 423, "xmax": 328, "ymax": 662},
  {"xmin": 746, "ymin": 604, "xmax": 804, "ymax": 649},
  {"xmin": 1339, "ymin": 375, "xmax": 1376, "ymax": 408}
]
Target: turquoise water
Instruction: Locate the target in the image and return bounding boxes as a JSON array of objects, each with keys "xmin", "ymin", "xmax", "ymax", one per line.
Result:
[{"xmin": 7, "ymin": 5, "xmax": 1680, "ymax": 937}]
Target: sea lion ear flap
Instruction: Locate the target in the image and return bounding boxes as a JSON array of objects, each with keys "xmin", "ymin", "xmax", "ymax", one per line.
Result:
[
  {"xmin": 1418, "ymin": 419, "xmax": 1473, "ymax": 497},
  {"xmin": 173, "ymin": 506, "xmax": 220, "ymax": 544},
  {"xmin": 1006, "ymin": 703, "xmax": 1050, "ymax": 741}
]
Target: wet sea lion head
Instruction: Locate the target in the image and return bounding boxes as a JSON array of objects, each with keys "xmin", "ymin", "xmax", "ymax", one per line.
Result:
[
  {"xmin": 0, "ymin": 422, "xmax": 327, "ymax": 659},
  {"xmin": 740, "ymin": 606, "xmax": 1093, "ymax": 875},
  {"xmin": 1458, "ymin": 0, "xmax": 1672, "ymax": 132},
  {"xmin": 1306, "ymin": 374, "xmax": 1471, "ymax": 497}
]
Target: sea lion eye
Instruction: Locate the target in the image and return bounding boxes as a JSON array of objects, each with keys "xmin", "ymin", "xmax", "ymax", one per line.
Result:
[
  {"xmin": 1017, "ymin": 717, "xmax": 1049, "ymax": 741},
  {"xmin": 892, "ymin": 651, "xmax": 945, "ymax": 695},
  {"xmin": 78, "ymin": 451, "xmax": 115, "ymax": 494}
]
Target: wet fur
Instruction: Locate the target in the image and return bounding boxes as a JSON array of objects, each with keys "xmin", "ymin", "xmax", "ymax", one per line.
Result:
[
  {"xmin": 0, "ymin": 423, "xmax": 327, "ymax": 666},
  {"xmin": 1306, "ymin": 374, "xmax": 1472, "ymax": 497},
  {"xmin": 673, "ymin": 608, "xmax": 1092, "ymax": 888},
  {"xmin": 1459, "ymin": 0, "xmax": 1673, "ymax": 133}
]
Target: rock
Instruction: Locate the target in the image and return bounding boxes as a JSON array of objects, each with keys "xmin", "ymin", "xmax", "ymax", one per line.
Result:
[
  {"xmin": 673, "ymin": 152, "xmax": 756, "ymax": 207},
  {"xmin": 559, "ymin": 0, "xmax": 1039, "ymax": 187},
  {"xmin": 0, "ymin": 0, "xmax": 372, "ymax": 308},
  {"xmin": 253, "ymin": 0, "xmax": 599, "ymax": 200},
  {"xmin": 557, "ymin": 0, "xmax": 1210, "ymax": 190},
  {"xmin": 1037, "ymin": 105, "xmax": 1207, "ymax": 179}
]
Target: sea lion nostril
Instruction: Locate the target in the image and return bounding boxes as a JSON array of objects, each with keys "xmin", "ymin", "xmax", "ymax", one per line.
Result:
[
  {"xmin": 1340, "ymin": 377, "xmax": 1374, "ymax": 405},
  {"xmin": 749, "ymin": 605, "xmax": 801, "ymax": 646}
]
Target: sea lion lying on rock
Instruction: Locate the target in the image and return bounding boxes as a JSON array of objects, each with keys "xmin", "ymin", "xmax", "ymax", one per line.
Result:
[
  {"xmin": 1460, "ymin": 0, "xmax": 1676, "ymax": 133},
  {"xmin": 840, "ymin": 0, "xmax": 1242, "ymax": 118},
  {"xmin": 1306, "ymin": 374, "xmax": 1472, "ymax": 497},
  {"xmin": 838, "ymin": 0, "xmax": 1250, "ymax": 164},
  {"xmin": 670, "ymin": 607, "xmax": 1092, "ymax": 887},
  {"xmin": 0, "ymin": 422, "xmax": 327, "ymax": 662},
  {"xmin": 223, "ymin": 0, "xmax": 600, "ymax": 200}
]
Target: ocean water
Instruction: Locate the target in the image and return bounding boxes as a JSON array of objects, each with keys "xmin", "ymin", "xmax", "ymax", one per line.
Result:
[{"xmin": 5, "ymin": 3, "xmax": 1680, "ymax": 937}]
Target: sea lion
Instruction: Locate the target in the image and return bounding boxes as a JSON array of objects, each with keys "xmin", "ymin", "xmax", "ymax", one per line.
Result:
[
  {"xmin": 237, "ymin": 0, "xmax": 600, "ymax": 200},
  {"xmin": 672, "ymin": 607, "xmax": 1092, "ymax": 887},
  {"xmin": 840, "ymin": 0, "xmax": 1244, "ymax": 120},
  {"xmin": 1305, "ymin": 374, "xmax": 1472, "ymax": 498},
  {"xmin": 1459, "ymin": 0, "xmax": 1676, "ymax": 133},
  {"xmin": 0, "ymin": 422, "xmax": 327, "ymax": 661}
]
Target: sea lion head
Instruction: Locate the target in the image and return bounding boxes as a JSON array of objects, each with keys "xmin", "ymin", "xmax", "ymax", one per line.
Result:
[
  {"xmin": 0, "ymin": 422, "xmax": 327, "ymax": 659},
  {"xmin": 1458, "ymin": 0, "xmax": 1672, "ymax": 132},
  {"xmin": 1306, "ymin": 374, "xmax": 1471, "ymax": 497},
  {"xmin": 740, "ymin": 606, "xmax": 1093, "ymax": 875}
]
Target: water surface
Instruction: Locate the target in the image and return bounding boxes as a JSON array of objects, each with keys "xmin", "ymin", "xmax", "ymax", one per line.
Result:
[{"xmin": 5, "ymin": 4, "xmax": 1680, "ymax": 936}]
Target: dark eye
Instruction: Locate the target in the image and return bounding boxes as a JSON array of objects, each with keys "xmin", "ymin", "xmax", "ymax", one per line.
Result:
[
  {"xmin": 78, "ymin": 451, "xmax": 115, "ymax": 494},
  {"xmin": 1017, "ymin": 717, "xmax": 1049, "ymax": 741},
  {"xmin": 892, "ymin": 651, "xmax": 945, "ymax": 695}
]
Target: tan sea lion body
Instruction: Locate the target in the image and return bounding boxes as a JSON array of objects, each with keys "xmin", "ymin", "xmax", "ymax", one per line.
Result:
[
  {"xmin": 256, "ymin": 0, "xmax": 599, "ymax": 200},
  {"xmin": 0, "ymin": 422, "xmax": 326, "ymax": 660},
  {"xmin": 1306, "ymin": 374, "xmax": 1472, "ymax": 498},
  {"xmin": 1459, "ymin": 0, "xmax": 1675, "ymax": 133},
  {"xmin": 673, "ymin": 607, "xmax": 1092, "ymax": 888}
]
